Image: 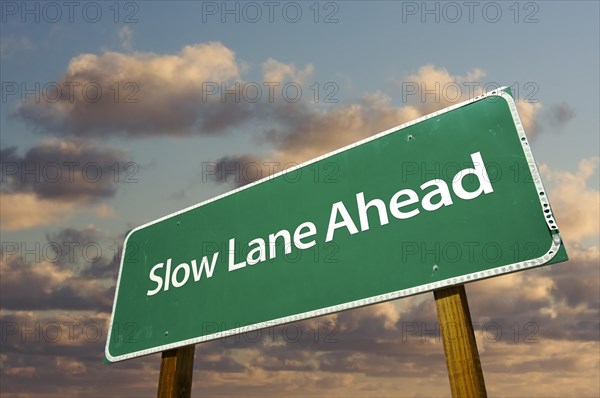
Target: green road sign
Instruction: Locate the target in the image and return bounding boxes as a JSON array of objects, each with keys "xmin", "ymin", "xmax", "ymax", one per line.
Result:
[{"xmin": 106, "ymin": 88, "xmax": 567, "ymax": 362}]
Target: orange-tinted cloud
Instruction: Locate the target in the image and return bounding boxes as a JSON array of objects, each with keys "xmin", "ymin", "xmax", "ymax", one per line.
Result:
[
  {"xmin": 0, "ymin": 193, "xmax": 77, "ymax": 230},
  {"xmin": 539, "ymin": 157, "xmax": 600, "ymax": 245},
  {"xmin": 16, "ymin": 42, "xmax": 244, "ymax": 137}
]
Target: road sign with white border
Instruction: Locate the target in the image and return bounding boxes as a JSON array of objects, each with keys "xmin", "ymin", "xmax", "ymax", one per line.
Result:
[{"xmin": 106, "ymin": 88, "xmax": 567, "ymax": 362}]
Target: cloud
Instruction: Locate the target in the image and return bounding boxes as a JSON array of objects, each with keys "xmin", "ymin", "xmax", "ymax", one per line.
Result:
[
  {"xmin": 0, "ymin": 226, "xmax": 120, "ymax": 310},
  {"xmin": 516, "ymin": 100, "xmax": 542, "ymax": 137},
  {"xmin": 0, "ymin": 35, "xmax": 34, "ymax": 58},
  {"xmin": 14, "ymin": 45, "xmax": 543, "ymax": 152},
  {"xmin": 1, "ymin": 139, "xmax": 132, "ymax": 230},
  {"xmin": 262, "ymin": 58, "xmax": 314, "ymax": 83},
  {"xmin": 1, "ymin": 139, "xmax": 129, "ymax": 201},
  {"xmin": 45, "ymin": 226, "xmax": 121, "ymax": 279},
  {"xmin": 0, "ymin": 192, "xmax": 121, "ymax": 231},
  {"xmin": 0, "ymin": 193, "xmax": 77, "ymax": 230},
  {"xmin": 209, "ymin": 65, "xmax": 544, "ymax": 187},
  {"xmin": 466, "ymin": 245, "xmax": 599, "ymax": 344},
  {"xmin": 398, "ymin": 64, "xmax": 486, "ymax": 114},
  {"xmin": 545, "ymin": 102, "xmax": 576, "ymax": 129},
  {"xmin": 396, "ymin": 65, "xmax": 542, "ymax": 138},
  {"xmin": 0, "ymin": 310, "xmax": 161, "ymax": 397},
  {"xmin": 267, "ymin": 92, "xmax": 421, "ymax": 165},
  {"xmin": 15, "ymin": 46, "xmax": 463, "ymax": 144},
  {"xmin": 479, "ymin": 338, "xmax": 599, "ymax": 397},
  {"xmin": 0, "ymin": 252, "xmax": 113, "ymax": 311},
  {"xmin": 539, "ymin": 157, "xmax": 600, "ymax": 245},
  {"xmin": 15, "ymin": 42, "xmax": 246, "ymax": 137},
  {"xmin": 208, "ymin": 91, "xmax": 423, "ymax": 188},
  {"xmin": 550, "ymin": 246, "xmax": 600, "ymax": 312},
  {"xmin": 118, "ymin": 26, "xmax": 133, "ymax": 51},
  {"xmin": 208, "ymin": 154, "xmax": 265, "ymax": 188},
  {"xmin": 94, "ymin": 203, "xmax": 116, "ymax": 218}
]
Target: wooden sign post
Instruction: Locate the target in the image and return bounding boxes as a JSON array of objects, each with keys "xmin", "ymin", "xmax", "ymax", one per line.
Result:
[
  {"xmin": 435, "ymin": 285, "xmax": 487, "ymax": 397},
  {"xmin": 157, "ymin": 345, "xmax": 195, "ymax": 398},
  {"xmin": 156, "ymin": 285, "xmax": 487, "ymax": 397}
]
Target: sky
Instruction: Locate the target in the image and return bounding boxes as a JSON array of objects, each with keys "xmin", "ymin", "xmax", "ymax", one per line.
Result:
[{"xmin": 0, "ymin": 0, "xmax": 599, "ymax": 397}]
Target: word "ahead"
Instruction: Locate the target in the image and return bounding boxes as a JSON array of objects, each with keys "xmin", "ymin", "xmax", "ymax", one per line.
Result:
[{"xmin": 146, "ymin": 151, "xmax": 493, "ymax": 296}]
